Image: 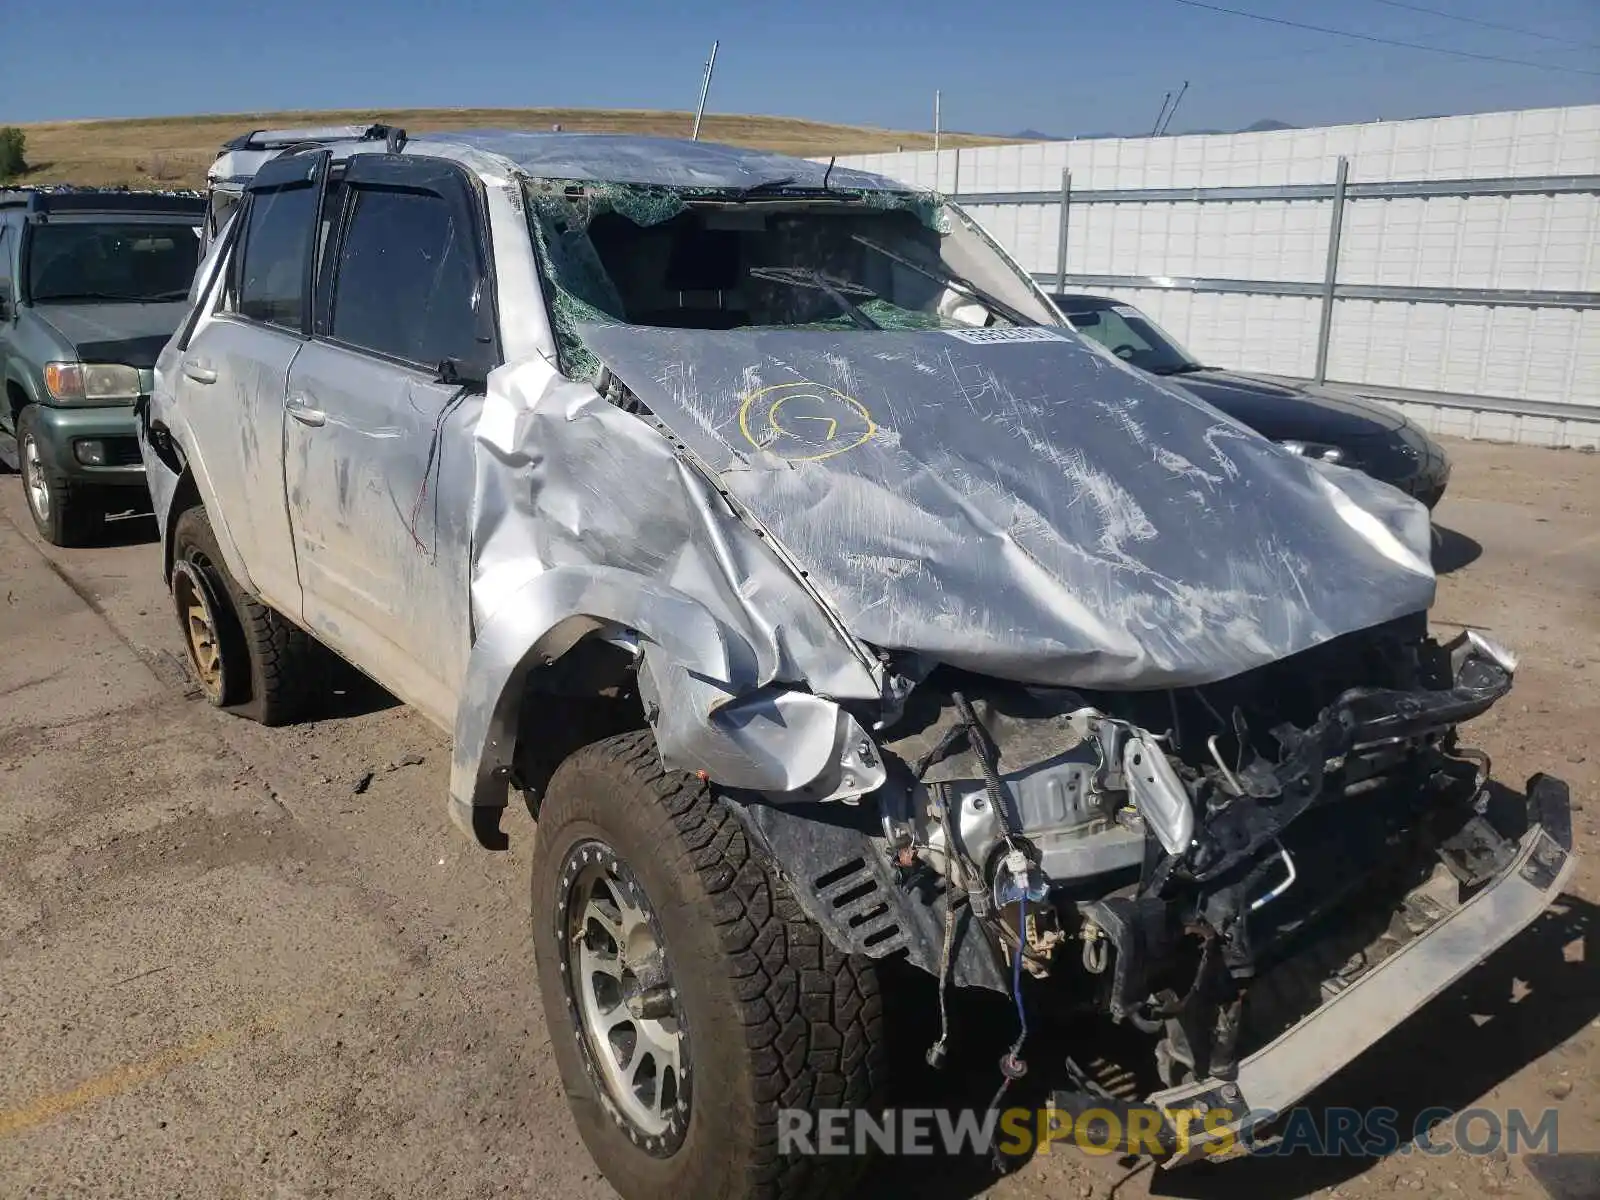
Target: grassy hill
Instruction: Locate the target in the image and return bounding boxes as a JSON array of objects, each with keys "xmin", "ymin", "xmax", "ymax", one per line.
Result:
[{"xmin": 8, "ymin": 107, "xmax": 1008, "ymax": 189}]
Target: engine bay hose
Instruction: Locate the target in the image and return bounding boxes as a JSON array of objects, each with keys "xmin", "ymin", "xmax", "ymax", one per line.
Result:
[{"xmin": 951, "ymin": 691, "xmax": 1023, "ymax": 847}]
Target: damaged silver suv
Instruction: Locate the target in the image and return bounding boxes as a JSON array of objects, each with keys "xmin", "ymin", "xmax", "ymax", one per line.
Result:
[{"xmin": 141, "ymin": 130, "xmax": 1575, "ymax": 1197}]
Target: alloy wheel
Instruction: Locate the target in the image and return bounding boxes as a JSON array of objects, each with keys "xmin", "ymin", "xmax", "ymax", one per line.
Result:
[
  {"xmin": 557, "ymin": 840, "xmax": 691, "ymax": 1155},
  {"xmin": 22, "ymin": 434, "xmax": 50, "ymax": 523},
  {"xmin": 171, "ymin": 560, "xmax": 226, "ymax": 704}
]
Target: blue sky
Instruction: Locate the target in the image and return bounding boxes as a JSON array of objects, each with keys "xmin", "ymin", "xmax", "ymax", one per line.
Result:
[{"xmin": 6, "ymin": 0, "xmax": 1597, "ymax": 133}]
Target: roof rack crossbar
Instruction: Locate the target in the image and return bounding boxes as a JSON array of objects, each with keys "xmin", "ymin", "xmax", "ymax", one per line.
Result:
[{"xmin": 220, "ymin": 123, "xmax": 404, "ymax": 153}]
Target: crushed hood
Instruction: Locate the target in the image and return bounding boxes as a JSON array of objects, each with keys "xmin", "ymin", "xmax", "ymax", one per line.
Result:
[{"xmin": 578, "ymin": 323, "xmax": 1437, "ymax": 690}]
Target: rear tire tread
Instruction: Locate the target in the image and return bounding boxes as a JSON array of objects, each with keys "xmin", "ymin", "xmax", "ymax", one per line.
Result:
[{"xmin": 172, "ymin": 505, "xmax": 315, "ymax": 726}]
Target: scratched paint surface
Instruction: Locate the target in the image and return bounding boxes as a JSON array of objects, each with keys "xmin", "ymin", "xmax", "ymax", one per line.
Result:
[{"xmin": 578, "ymin": 324, "xmax": 1437, "ymax": 689}]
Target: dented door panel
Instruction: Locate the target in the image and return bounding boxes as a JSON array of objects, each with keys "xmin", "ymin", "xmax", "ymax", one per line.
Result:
[{"xmin": 283, "ymin": 338, "xmax": 478, "ymax": 726}]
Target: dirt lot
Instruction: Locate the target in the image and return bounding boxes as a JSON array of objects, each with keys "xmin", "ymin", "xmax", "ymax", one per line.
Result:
[
  {"xmin": 8, "ymin": 108, "xmax": 1005, "ymax": 190},
  {"xmin": 0, "ymin": 438, "xmax": 1595, "ymax": 1199}
]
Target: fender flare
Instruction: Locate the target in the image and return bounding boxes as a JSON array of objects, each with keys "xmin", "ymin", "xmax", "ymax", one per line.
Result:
[
  {"xmin": 150, "ymin": 451, "xmax": 257, "ymax": 599},
  {"xmin": 4, "ymin": 369, "xmax": 39, "ymax": 417},
  {"xmin": 447, "ymin": 566, "xmax": 742, "ymax": 841}
]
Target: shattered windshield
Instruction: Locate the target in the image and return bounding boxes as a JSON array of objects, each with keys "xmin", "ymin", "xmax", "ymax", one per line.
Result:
[{"xmin": 521, "ymin": 178, "xmax": 1056, "ymax": 379}]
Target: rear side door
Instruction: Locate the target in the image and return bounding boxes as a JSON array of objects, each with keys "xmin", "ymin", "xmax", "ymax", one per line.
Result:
[
  {"xmin": 175, "ymin": 151, "xmax": 329, "ymax": 618},
  {"xmin": 283, "ymin": 155, "xmax": 497, "ymax": 723}
]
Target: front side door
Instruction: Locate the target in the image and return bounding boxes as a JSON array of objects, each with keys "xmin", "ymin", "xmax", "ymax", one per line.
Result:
[
  {"xmin": 284, "ymin": 155, "xmax": 497, "ymax": 724},
  {"xmin": 175, "ymin": 151, "xmax": 329, "ymax": 617}
]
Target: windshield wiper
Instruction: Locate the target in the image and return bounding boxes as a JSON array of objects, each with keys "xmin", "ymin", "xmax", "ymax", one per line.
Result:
[
  {"xmin": 1154, "ymin": 362, "xmax": 1206, "ymax": 376},
  {"xmin": 749, "ymin": 266, "xmax": 883, "ymax": 330},
  {"xmin": 731, "ymin": 176, "xmax": 796, "ymax": 199},
  {"xmin": 850, "ymin": 235, "xmax": 1039, "ymax": 328},
  {"xmin": 32, "ymin": 292, "xmax": 148, "ymax": 303}
]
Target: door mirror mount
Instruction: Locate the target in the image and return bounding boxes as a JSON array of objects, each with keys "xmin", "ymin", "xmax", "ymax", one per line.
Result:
[{"xmin": 437, "ymin": 355, "xmax": 490, "ymax": 392}]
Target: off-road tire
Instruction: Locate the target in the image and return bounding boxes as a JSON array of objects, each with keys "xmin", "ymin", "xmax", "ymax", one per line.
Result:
[
  {"xmin": 531, "ymin": 729, "xmax": 888, "ymax": 1200},
  {"xmin": 171, "ymin": 506, "xmax": 315, "ymax": 725},
  {"xmin": 18, "ymin": 406, "xmax": 105, "ymax": 547}
]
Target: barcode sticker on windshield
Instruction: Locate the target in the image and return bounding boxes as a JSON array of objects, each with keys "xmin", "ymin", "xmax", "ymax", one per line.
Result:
[
  {"xmin": 1112, "ymin": 306, "xmax": 1143, "ymax": 319},
  {"xmin": 943, "ymin": 327, "xmax": 1066, "ymax": 345}
]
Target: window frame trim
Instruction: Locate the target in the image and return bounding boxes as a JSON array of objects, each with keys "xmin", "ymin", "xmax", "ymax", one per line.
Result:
[
  {"xmin": 312, "ymin": 153, "xmax": 502, "ymax": 377},
  {"xmin": 230, "ymin": 149, "xmax": 331, "ymax": 338}
]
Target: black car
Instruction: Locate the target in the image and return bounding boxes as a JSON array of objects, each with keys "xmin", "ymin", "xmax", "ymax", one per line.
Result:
[{"xmin": 1050, "ymin": 292, "xmax": 1450, "ymax": 508}]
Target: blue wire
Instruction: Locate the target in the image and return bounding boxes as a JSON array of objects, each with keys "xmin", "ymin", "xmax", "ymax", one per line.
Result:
[{"xmin": 1012, "ymin": 895, "xmax": 1028, "ymax": 1042}]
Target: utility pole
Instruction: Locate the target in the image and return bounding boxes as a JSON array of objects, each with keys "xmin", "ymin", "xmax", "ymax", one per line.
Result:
[
  {"xmin": 1159, "ymin": 80, "xmax": 1190, "ymax": 137},
  {"xmin": 933, "ymin": 89, "xmax": 942, "ymax": 155},
  {"xmin": 692, "ymin": 40, "xmax": 720, "ymax": 141},
  {"xmin": 1151, "ymin": 91, "xmax": 1173, "ymax": 137}
]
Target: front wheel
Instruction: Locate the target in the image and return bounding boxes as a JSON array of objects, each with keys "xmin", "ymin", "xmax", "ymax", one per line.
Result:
[
  {"xmin": 531, "ymin": 730, "xmax": 887, "ymax": 1200},
  {"xmin": 18, "ymin": 406, "xmax": 104, "ymax": 547}
]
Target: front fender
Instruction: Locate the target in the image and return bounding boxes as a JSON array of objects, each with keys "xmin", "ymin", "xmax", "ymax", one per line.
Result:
[
  {"xmin": 447, "ymin": 564, "xmax": 886, "ymax": 843},
  {"xmin": 5, "ymin": 368, "xmax": 41, "ymax": 413},
  {"xmin": 449, "ymin": 565, "xmax": 741, "ymax": 830}
]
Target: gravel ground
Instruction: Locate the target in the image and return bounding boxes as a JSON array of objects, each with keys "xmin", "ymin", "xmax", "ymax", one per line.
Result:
[{"xmin": 0, "ymin": 436, "xmax": 1594, "ymax": 1200}]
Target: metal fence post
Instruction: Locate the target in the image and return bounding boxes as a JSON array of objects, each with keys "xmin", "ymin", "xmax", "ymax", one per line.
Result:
[
  {"xmin": 952, "ymin": 147, "xmax": 961, "ymax": 198},
  {"xmin": 1314, "ymin": 157, "xmax": 1349, "ymax": 385},
  {"xmin": 1055, "ymin": 169, "xmax": 1072, "ymax": 290}
]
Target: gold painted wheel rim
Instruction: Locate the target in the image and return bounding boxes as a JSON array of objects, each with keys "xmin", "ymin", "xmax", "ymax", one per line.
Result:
[{"xmin": 172, "ymin": 565, "xmax": 225, "ymax": 703}]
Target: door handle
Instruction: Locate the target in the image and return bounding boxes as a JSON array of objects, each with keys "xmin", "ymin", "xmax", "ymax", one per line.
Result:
[
  {"xmin": 182, "ymin": 359, "xmax": 217, "ymax": 385},
  {"xmin": 285, "ymin": 394, "xmax": 327, "ymax": 427}
]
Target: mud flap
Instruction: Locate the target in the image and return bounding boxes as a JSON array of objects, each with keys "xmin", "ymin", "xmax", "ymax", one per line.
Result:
[{"xmin": 1152, "ymin": 774, "xmax": 1577, "ymax": 1165}]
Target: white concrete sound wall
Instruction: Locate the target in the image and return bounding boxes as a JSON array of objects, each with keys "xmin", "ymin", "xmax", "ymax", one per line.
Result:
[{"xmin": 828, "ymin": 105, "xmax": 1600, "ymax": 448}]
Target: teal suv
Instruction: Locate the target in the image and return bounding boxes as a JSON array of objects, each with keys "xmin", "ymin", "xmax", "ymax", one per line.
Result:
[{"xmin": 1, "ymin": 188, "xmax": 203, "ymax": 544}]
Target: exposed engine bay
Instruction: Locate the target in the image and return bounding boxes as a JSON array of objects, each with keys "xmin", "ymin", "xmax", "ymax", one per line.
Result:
[{"xmin": 732, "ymin": 615, "xmax": 1550, "ymax": 1121}]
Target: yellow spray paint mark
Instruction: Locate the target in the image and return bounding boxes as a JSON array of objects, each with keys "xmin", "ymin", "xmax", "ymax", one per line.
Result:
[
  {"xmin": 0, "ymin": 1014, "xmax": 275, "ymax": 1139},
  {"xmin": 737, "ymin": 382, "xmax": 878, "ymax": 463}
]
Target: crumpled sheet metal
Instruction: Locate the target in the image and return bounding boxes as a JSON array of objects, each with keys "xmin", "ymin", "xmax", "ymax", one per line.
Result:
[
  {"xmin": 416, "ymin": 131, "xmax": 902, "ymax": 194},
  {"xmin": 449, "ymin": 354, "xmax": 884, "ymax": 816},
  {"xmin": 574, "ymin": 323, "xmax": 1438, "ymax": 691}
]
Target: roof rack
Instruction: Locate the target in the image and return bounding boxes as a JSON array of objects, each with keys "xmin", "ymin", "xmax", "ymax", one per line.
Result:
[
  {"xmin": 0, "ymin": 186, "xmax": 207, "ymax": 217},
  {"xmin": 219, "ymin": 123, "xmax": 402, "ymax": 153}
]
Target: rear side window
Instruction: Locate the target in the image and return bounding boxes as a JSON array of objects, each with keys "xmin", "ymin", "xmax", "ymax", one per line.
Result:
[
  {"xmin": 238, "ymin": 186, "xmax": 318, "ymax": 329},
  {"xmin": 328, "ymin": 186, "xmax": 478, "ymax": 367}
]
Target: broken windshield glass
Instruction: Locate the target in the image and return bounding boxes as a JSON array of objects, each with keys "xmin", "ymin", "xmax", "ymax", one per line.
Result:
[
  {"xmin": 521, "ymin": 178, "xmax": 1053, "ymax": 379},
  {"xmin": 747, "ymin": 266, "xmax": 883, "ymax": 329},
  {"xmin": 850, "ymin": 233, "xmax": 1038, "ymax": 328}
]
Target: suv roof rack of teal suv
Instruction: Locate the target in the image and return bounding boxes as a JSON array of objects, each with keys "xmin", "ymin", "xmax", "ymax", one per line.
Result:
[{"xmin": 0, "ymin": 186, "xmax": 206, "ymax": 217}]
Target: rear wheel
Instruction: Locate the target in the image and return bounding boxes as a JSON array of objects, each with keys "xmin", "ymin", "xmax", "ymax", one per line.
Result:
[
  {"xmin": 19, "ymin": 406, "xmax": 104, "ymax": 547},
  {"xmin": 171, "ymin": 506, "xmax": 315, "ymax": 725},
  {"xmin": 531, "ymin": 730, "xmax": 887, "ymax": 1200}
]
